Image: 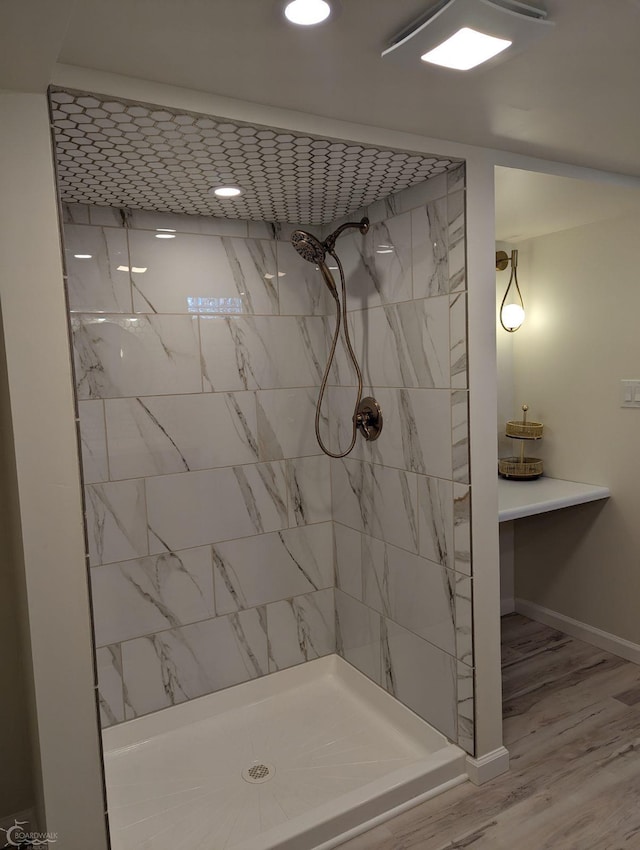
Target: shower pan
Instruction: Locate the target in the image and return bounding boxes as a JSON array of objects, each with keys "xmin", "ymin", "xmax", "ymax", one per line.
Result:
[{"xmin": 51, "ymin": 87, "xmax": 472, "ymax": 850}]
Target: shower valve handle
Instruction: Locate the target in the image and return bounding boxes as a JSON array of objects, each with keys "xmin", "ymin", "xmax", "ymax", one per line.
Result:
[{"xmin": 355, "ymin": 397, "xmax": 383, "ymax": 442}]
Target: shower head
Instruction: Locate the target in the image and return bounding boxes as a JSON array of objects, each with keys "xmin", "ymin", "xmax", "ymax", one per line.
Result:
[{"xmin": 291, "ymin": 230, "xmax": 326, "ymax": 265}]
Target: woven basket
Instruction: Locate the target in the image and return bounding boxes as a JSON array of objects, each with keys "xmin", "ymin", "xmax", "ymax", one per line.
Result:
[
  {"xmin": 505, "ymin": 419, "xmax": 543, "ymax": 439},
  {"xmin": 498, "ymin": 457, "xmax": 543, "ymax": 479}
]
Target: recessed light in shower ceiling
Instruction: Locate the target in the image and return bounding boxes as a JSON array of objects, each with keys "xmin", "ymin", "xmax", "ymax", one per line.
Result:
[
  {"xmin": 284, "ymin": 0, "xmax": 331, "ymax": 26},
  {"xmin": 212, "ymin": 185, "xmax": 244, "ymax": 198},
  {"xmin": 50, "ymin": 89, "xmax": 462, "ymax": 225}
]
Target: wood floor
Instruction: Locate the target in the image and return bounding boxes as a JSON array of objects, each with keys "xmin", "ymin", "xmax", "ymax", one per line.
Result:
[{"xmin": 337, "ymin": 613, "xmax": 640, "ymax": 850}]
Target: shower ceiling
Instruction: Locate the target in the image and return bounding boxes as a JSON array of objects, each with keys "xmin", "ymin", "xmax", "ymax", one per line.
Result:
[{"xmin": 50, "ymin": 88, "xmax": 461, "ymax": 225}]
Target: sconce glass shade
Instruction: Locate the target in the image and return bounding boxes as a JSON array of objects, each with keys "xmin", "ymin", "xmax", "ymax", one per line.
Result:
[{"xmin": 497, "ymin": 249, "xmax": 525, "ymax": 332}]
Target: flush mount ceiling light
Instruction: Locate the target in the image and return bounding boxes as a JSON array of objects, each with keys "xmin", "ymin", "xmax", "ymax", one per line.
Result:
[
  {"xmin": 284, "ymin": 0, "xmax": 331, "ymax": 26},
  {"xmin": 211, "ymin": 185, "xmax": 244, "ymax": 198},
  {"xmin": 382, "ymin": 0, "xmax": 553, "ymax": 71}
]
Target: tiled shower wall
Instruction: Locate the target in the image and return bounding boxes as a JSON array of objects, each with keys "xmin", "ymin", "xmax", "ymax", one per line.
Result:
[
  {"xmin": 63, "ymin": 166, "xmax": 473, "ymax": 754},
  {"xmin": 64, "ymin": 203, "xmax": 336, "ymax": 725},
  {"xmin": 328, "ymin": 166, "xmax": 475, "ymax": 754}
]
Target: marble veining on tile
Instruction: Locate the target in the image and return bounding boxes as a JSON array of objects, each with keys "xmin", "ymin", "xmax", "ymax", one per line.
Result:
[
  {"xmin": 454, "ymin": 483, "xmax": 471, "ymax": 575},
  {"xmin": 65, "ymin": 225, "xmax": 132, "ymax": 313},
  {"xmin": 334, "ymin": 522, "xmax": 363, "ymax": 600},
  {"xmin": 267, "ymin": 588, "xmax": 335, "ymax": 671},
  {"xmin": 256, "ymin": 388, "xmax": 321, "ymax": 460},
  {"xmin": 286, "ymin": 455, "xmax": 331, "ymax": 526},
  {"xmin": 450, "ymin": 291, "xmax": 468, "ymax": 389},
  {"xmin": 78, "ymin": 400, "xmax": 109, "ymax": 483},
  {"xmin": 448, "ymin": 189, "xmax": 466, "ymax": 293},
  {"xmin": 96, "ymin": 645, "xmax": 125, "ymax": 727},
  {"xmin": 452, "ymin": 389, "xmax": 470, "ymax": 484},
  {"xmin": 411, "ymin": 199, "xmax": 448, "ymax": 299},
  {"xmin": 418, "ymin": 475, "xmax": 454, "ymax": 569},
  {"xmin": 86, "ymin": 479, "xmax": 148, "ymax": 566},
  {"xmin": 455, "ymin": 574, "xmax": 473, "ymax": 666},
  {"xmin": 335, "ymin": 589, "xmax": 382, "ymax": 684}
]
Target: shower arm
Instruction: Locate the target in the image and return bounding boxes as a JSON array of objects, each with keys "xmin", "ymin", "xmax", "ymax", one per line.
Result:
[{"xmin": 314, "ymin": 250, "xmax": 364, "ymax": 459}]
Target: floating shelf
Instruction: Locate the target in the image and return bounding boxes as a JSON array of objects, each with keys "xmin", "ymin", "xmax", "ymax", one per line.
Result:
[{"xmin": 498, "ymin": 477, "xmax": 610, "ymax": 522}]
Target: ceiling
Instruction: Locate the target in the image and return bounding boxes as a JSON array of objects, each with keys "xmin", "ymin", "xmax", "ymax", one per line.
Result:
[
  {"xmin": 50, "ymin": 0, "xmax": 640, "ymax": 177},
  {"xmin": 50, "ymin": 88, "xmax": 459, "ymax": 224}
]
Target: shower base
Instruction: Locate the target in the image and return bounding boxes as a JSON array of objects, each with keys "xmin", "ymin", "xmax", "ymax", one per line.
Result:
[{"xmin": 102, "ymin": 655, "xmax": 467, "ymax": 850}]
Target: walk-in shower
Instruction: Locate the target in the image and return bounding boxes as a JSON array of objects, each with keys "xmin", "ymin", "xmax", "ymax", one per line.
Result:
[
  {"xmin": 51, "ymin": 86, "xmax": 472, "ymax": 850},
  {"xmin": 291, "ymin": 218, "xmax": 383, "ymax": 458}
]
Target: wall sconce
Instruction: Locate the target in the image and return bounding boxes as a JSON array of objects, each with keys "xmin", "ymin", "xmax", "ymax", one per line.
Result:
[{"xmin": 497, "ymin": 249, "xmax": 525, "ymax": 332}]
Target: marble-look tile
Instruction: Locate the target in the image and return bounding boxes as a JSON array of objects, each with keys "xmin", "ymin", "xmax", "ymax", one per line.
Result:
[
  {"xmin": 78, "ymin": 400, "xmax": 108, "ymax": 483},
  {"xmin": 72, "ymin": 314, "xmax": 201, "ymax": 399},
  {"xmin": 199, "ymin": 315, "xmax": 327, "ymax": 391},
  {"xmin": 90, "ymin": 548, "xmax": 215, "ymax": 646},
  {"xmin": 256, "ymin": 388, "xmax": 321, "ymax": 460},
  {"xmin": 64, "ymin": 225, "xmax": 132, "ymax": 313},
  {"xmin": 96, "ymin": 645, "xmax": 125, "ymax": 727},
  {"xmin": 454, "ymin": 483, "xmax": 472, "ymax": 575},
  {"xmin": 382, "ymin": 618, "xmax": 457, "ymax": 740},
  {"xmin": 325, "ymin": 385, "xmax": 363, "ymax": 461},
  {"xmin": 334, "ymin": 522, "xmax": 362, "ymax": 600},
  {"xmin": 267, "ymin": 588, "xmax": 335, "ymax": 672},
  {"xmin": 411, "ymin": 200, "xmax": 448, "ymax": 298},
  {"xmin": 128, "ymin": 231, "xmax": 278, "ymax": 315},
  {"xmin": 331, "ymin": 458, "xmax": 419, "ymax": 554},
  {"xmin": 339, "ymin": 212, "xmax": 412, "ymax": 310},
  {"xmin": 126, "ymin": 210, "xmax": 248, "ymax": 237},
  {"xmin": 457, "ymin": 660, "xmax": 475, "ymax": 755},
  {"xmin": 365, "ymin": 194, "xmax": 400, "ymax": 225},
  {"xmin": 62, "ymin": 202, "xmax": 90, "ymax": 224},
  {"xmin": 104, "ymin": 392, "xmax": 258, "ymax": 479},
  {"xmin": 121, "ymin": 608, "xmax": 268, "ymax": 717},
  {"xmin": 351, "ymin": 298, "xmax": 450, "ymax": 389},
  {"xmin": 368, "ymin": 173, "xmax": 447, "ymax": 222},
  {"xmin": 89, "ymin": 206, "xmax": 128, "ymax": 228},
  {"xmin": 85, "ymin": 479, "xmax": 148, "ymax": 566},
  {"xmin": 448, "ymin": 190, "xmax": 466, "ymax": 292},
  {"xmin": 418, "ymin": 475, "xmax": 454, "ymax": 569},
  {"xmin": 362, "ymin": 536, "xmax": 455, "ymax": 655},
  {"xmin": 447, "ymin": 163, "xmax": 466, "ymax": 195},
  {"xmin": 212, "ymin": 523, "xmax": 333, "ymax": 614},
  {"xmin": 247, "ymin": 220, "xmax": 277, "ymax": 240},
  {"xmin": 277, "ymin": 239, "xmax": 332, "ymax": 316},
  {"xmin": 335, "ymin": 589, "xmax": 381, "ymax": 684},
  {"xmin": 452, "ymin": 389, "xmax": 470, "ymax": 483},
  {"xmin": 450, "ymin": 292, "xmax": 468, "ymax": 389},
  {"xmin": 146, "ymin": 462, "xmax": 288, "ymax": 553},
  {"xmin": 286, "ymin": 455, "xmax": 331, "ymax": 526},
  {"xmin": 357, "ymin": 387, "xmax": 453, "ymax": 479},
  {"xmin": 455, "ymin": 574, "xmax": 473, "ymax": 666}
]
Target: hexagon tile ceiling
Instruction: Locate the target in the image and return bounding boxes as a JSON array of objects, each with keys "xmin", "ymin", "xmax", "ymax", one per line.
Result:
[{"xmin": 50, "ymin": 89, "xmax": 461, "ymax": 225}]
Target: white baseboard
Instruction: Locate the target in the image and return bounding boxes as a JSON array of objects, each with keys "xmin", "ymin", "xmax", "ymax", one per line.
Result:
[
  {"xmin": 515, "ymin": 598, "xmax": 640, "ymax": 665},
  {"xmin": 501, "ymin": 598, "xmax": 515, "ymax": 616},
  {"xmin": 465, "ymin": 746, "xmax": 509, "ymax": 785}
]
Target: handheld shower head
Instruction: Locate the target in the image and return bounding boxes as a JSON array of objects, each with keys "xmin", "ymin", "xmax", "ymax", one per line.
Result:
[{"xmin": 291, "ymin": 230, "xmax": 326, "ymax": 265}]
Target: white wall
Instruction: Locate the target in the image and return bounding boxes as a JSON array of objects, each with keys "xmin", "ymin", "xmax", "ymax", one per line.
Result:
[
  {"xmin": 511, "ymin": 212, "xmax": 640, "ymax": 643},
  {"xmin": 0, "ymin": 92, "xmax": 108, "ymax": 848}
]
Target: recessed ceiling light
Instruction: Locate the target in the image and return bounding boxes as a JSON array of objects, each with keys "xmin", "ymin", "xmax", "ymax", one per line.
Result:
[
  {"xmin": 74, "ymin": 253, "xmax": 93, "ymax": 259},
  {"xmin": 284, "ymin": 0, "xmax": 331, "ymax": 26},
  {"xmin": 212, "ymin": 185, "xmax": 243, "ymax": 198},
  {"xmin": 421, "ymin": 27, "xmax": 511, "ymax": 70}
]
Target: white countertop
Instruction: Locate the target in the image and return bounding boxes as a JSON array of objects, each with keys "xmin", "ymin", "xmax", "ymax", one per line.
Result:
[{"xmin": 498, "ymin": 476, "xmax": 611, "ymax": 522}]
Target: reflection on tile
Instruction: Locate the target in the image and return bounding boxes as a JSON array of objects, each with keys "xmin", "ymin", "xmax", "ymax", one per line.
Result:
[
  {"xmin": 457, "ymin": 660, "xmax": 475, "ymax": 755},
  {"xmin": 450, "ymin": 292, "xmax": 468, "ymax": 388},
  {"xmin": 105, "ymin": 392, "xmax": 258, "ymax": 479},
  {"xmin": 335, "ymin": 590, "xmax": 381, "ymax": 684},
  {"xmin": 129, "ymin": 231, "xmax": 278, "ymax": 315},
  {"xmin": 91, "ymin": 548, "xmax": 215, "ymax": 646},
  {"xmin": 382, "ymin": 618, "xmax": 456, "ymax": 740},
  {"xmin": 286, "ymin": 455, "xmax": 331, "ymax": 526},
  {"xmin": 452, "ymin": 390, "xmax": 470, "ymax": 484},
  {"xmin": 363, "ymin": 537, "xmax": 455, "ymax": 655},
  {"xmin": 126, "ymin": 210, "xmax": 248, "ymax": 237},
  {"xmin": 340, "ymin": 212, "xmax": 412, "ymax": 309},
  {"xmin": 256, "ymin": 389, "xmax": 321, "ymax": 461},
  {"xmin": 65, "ymin": 225, "xmax": 131, "ymax": 313},
  {"xmin": 267, "ymin": 588, "xmax": 335, "ymax": 672},
  {"xmin": 334, "ymin": 522, "xmax": 362, "ymax": 600},
  {"xmin": 277, "ymin": 240, "xmax": 331, "ymax": 316},
  {"xmin": 62, "ymin": 203, "xmax": 90, "ymax": 224},
  {"xmin": 212, "ymin": 523, "xmax": 333, "ymax": 614},
  {"xmin": 86, "ymin": 479, "xmax": 148, "ymax": 566},
  {"xmin": 351, "ymin": 298, "xmax": 450, "ymax": 389},
  {"xmin": 418, "ymin": 475, "xmax": 453, "ymax": 569},
  {"xmin": 454, "ymin": 483, "xmax": 471, "ymax": 575},
  {"xmin": 411, "ymin": 200, "xmax": 448, "ymax": 298},
  {"xmin": 199, "ymin": 315, "xmax": 326, "ymax": 391},
  {"xmin": 96, "ymin": 645, "xmax": 124, "ymax": 728},
  {"xmin": 146, "ymin": 462, "xmax": 288, "ymax": 553},
  {"xmin": 455, "ymin": 574, "xmax": 473, "ymax": 665},
  {"xmin": 331, "ymin": 458, "xmax": 419, "ymax": 553},
  {"xmin": 78, "ymin": 400, "xmax": 108, "ymax": 483},
  {"xmin": 72, "ymin": 314, "xmax": 201, "ymax": 399},
  {"xmin": 122, "ymin": 608, "xmax": 268, "ymax": 717},
  {"xmin": 448, "ymin": 190, "xmax": 466, "ymax": 292},
  {"xmin": 357, "ymin": 388, "xmax": 452, "ymax": 479}
]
